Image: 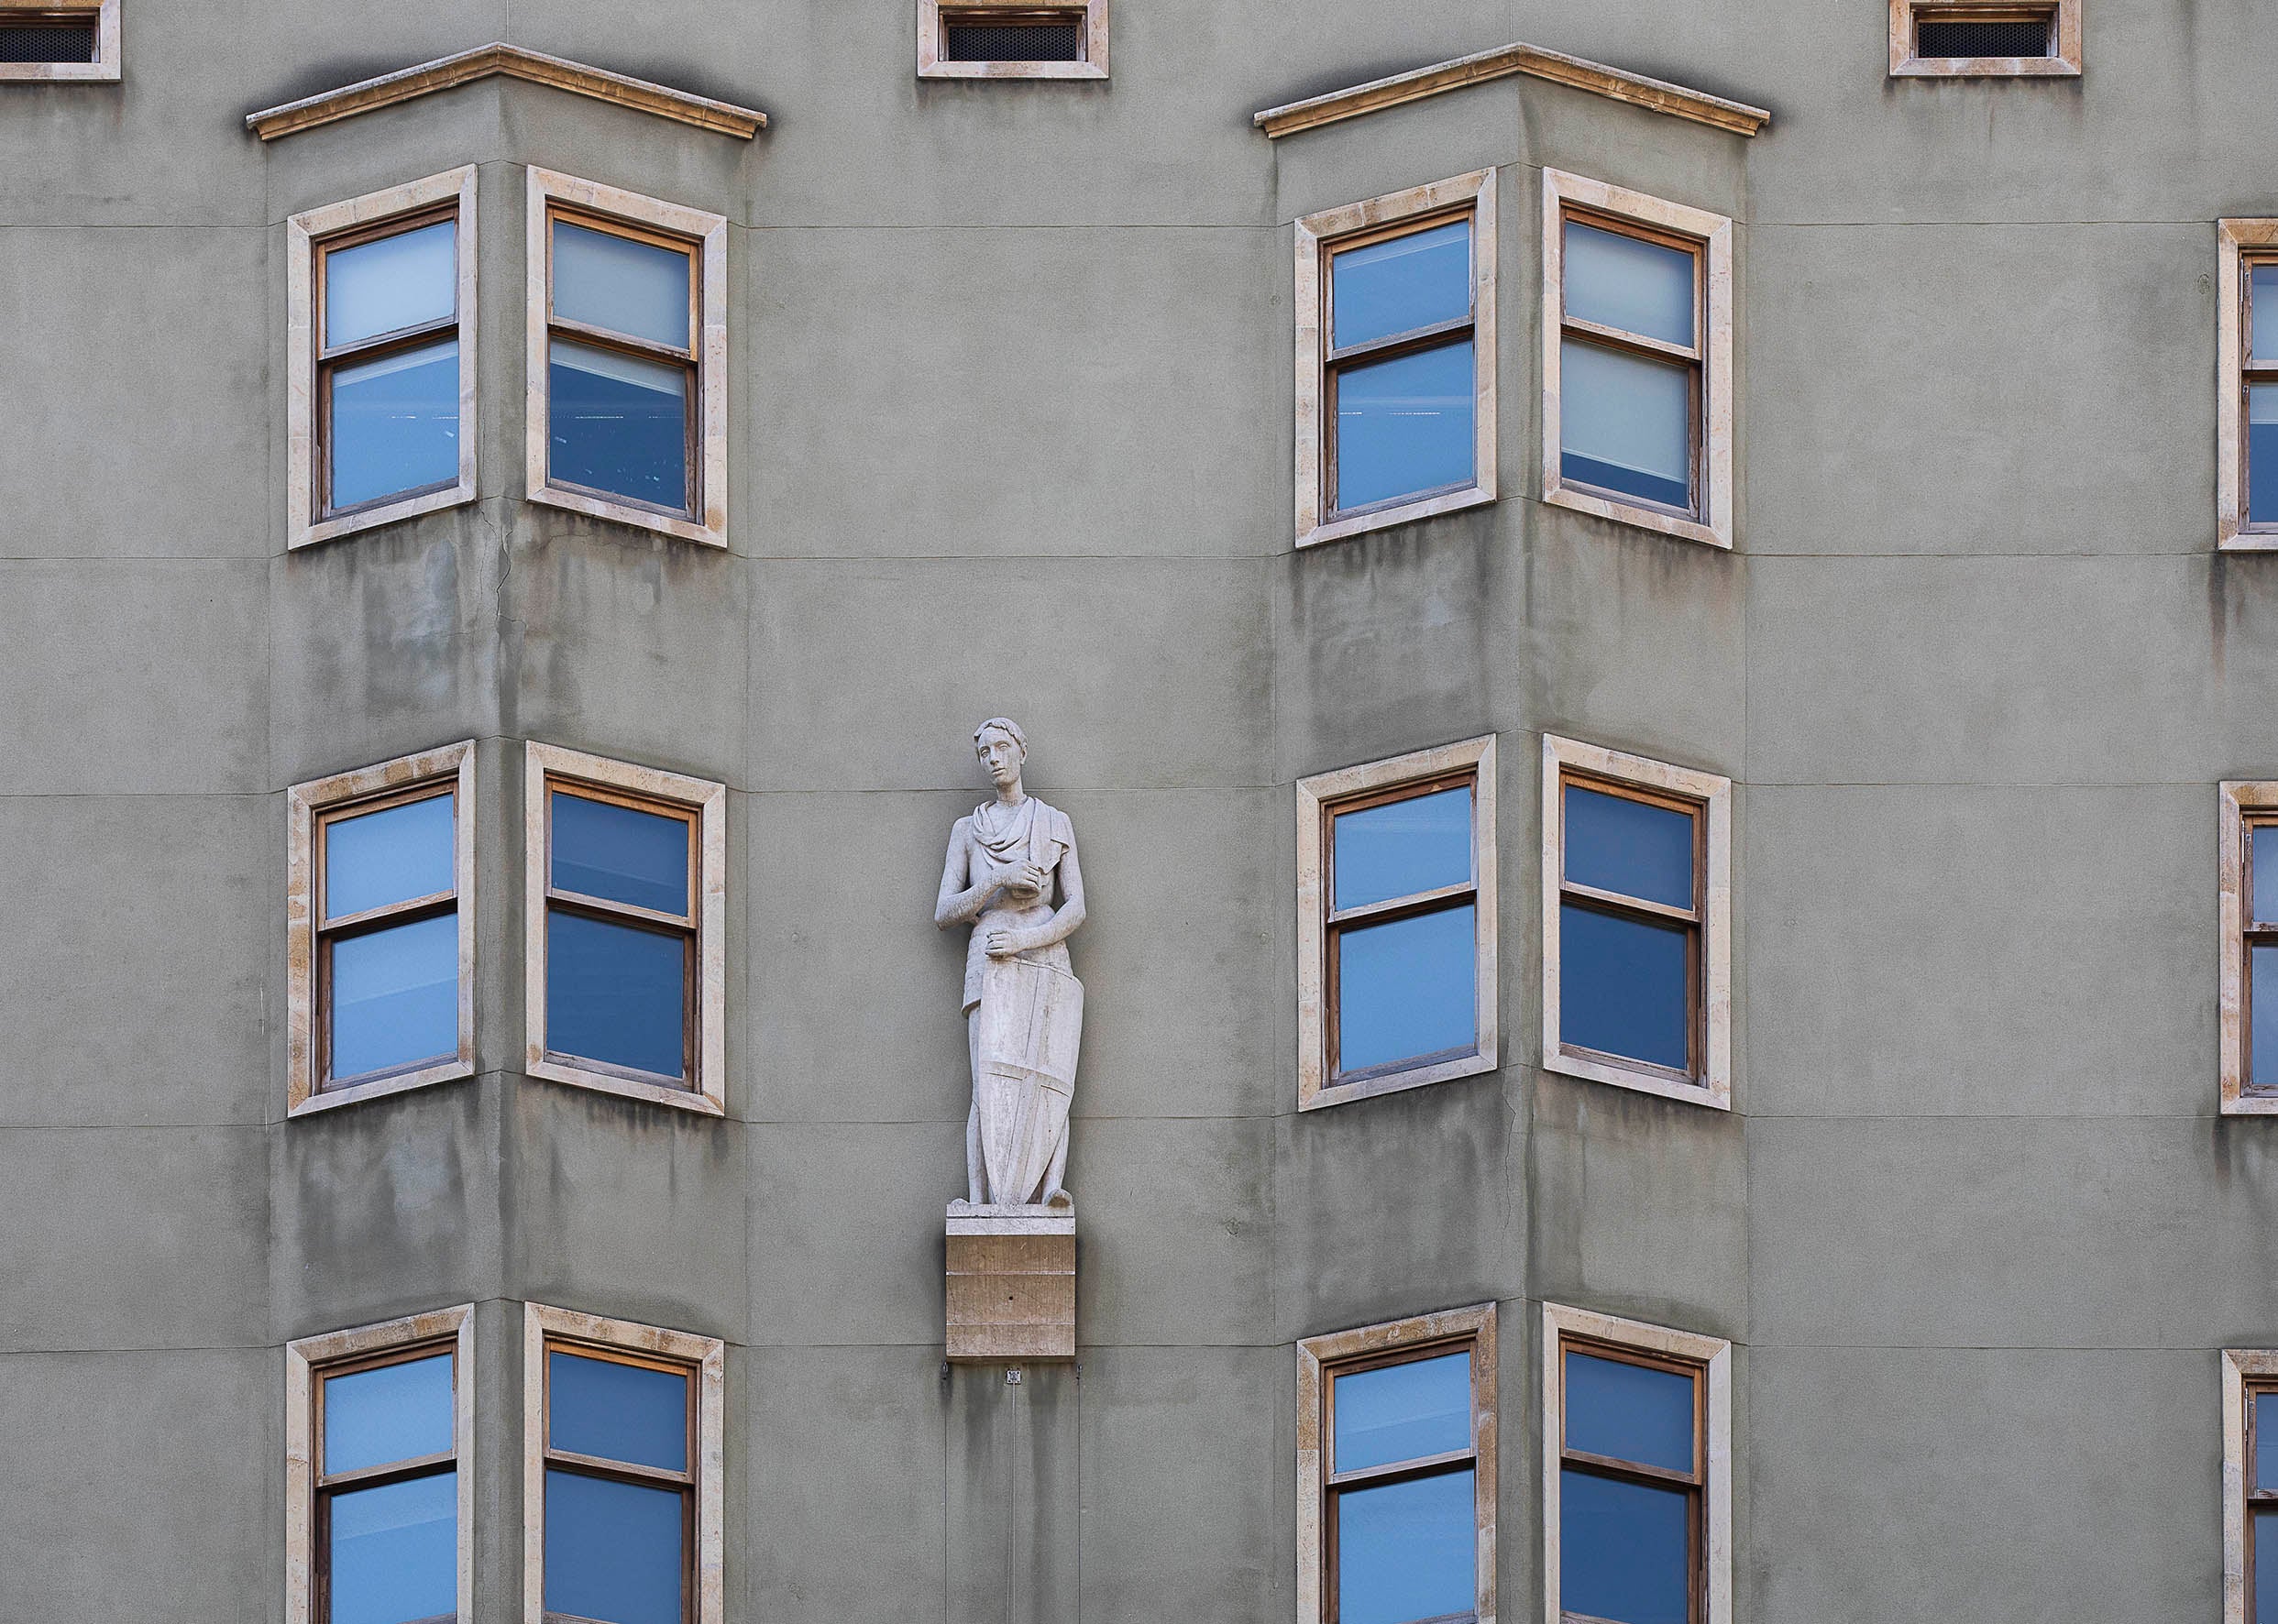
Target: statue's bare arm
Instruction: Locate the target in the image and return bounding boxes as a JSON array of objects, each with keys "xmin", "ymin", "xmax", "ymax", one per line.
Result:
[
  {"xmin": 985, "ymin": 838, "xmax": 1085, "ymax": 958},
  {"xmin": 934, "ymin": 821, "xmax": 996, "ymax": 929}
]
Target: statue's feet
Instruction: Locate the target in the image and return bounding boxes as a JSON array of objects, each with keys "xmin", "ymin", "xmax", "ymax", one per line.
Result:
[{"xmin": 1042, "ymin": 1186, "xmax": 1073, "ymax": 1212}]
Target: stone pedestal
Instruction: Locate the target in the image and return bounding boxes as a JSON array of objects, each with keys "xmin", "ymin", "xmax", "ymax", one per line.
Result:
[{"xmin": 945, "ymin": 1202, "xmax": 1075, "ymax": 1362}]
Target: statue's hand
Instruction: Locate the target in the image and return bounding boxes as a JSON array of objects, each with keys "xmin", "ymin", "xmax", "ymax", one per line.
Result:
[
  {"xmin": 984, "ymin": 927, "xmax": 1027, "ymax": 958},
  {"xmin": 998, "ymin": 861, "xmax": 1048, "ymax": 899}
]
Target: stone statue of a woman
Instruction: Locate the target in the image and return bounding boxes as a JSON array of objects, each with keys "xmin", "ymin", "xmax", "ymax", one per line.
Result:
[{"xmin": 934, "ymin": 718, "xmax": 1086, "ymax": 1209}]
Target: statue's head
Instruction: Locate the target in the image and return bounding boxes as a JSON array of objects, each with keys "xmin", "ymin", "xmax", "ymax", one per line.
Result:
[{"xmin": 974, "ymin": 717, "xmax": 1027, "ymax": 789}]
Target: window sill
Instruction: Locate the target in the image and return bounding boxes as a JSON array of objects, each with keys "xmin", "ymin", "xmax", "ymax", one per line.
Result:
[
  {"xmin": 1889, "ymin": 54, "xmax": 2080, "ymax": 77},
  {"xmin": 2218, "ymin": 531, "xmax": 2278, "ymax": 554},
  {"xmin": 529, "ymin": 482, "xmax": 727, "ymax": 549},
  {"xmin": 1298, "ymin": 483, "xmax": 1496, "ymax": 550},
  {"xmin": 2220, "ymin": 1092, "xmax": 2278, "ymax": 1117},
  {"xmin": 291, "ymin": 481, "xmax": 478, "ymax": 552},
  {"xmin": 1544, "ymin": 479, "xmax": 1730, "ymax": 551},
  {"xmin": 1544, "ymin": 1047, "xmax": 1731, "ymax": 1111},
  {"xmin": 1300, "ymin": 1047, "xmax": 1494, "ymax": 1112},
  {"xmin": 919, "ymin": 59, "xmax": 1107, "ymax": 79},
  {"xmin": 289, "ymin": 1057, "xmax": 475, "ymax": 1118},
  {"xmin": 0, "ymin": 60, "xmax": 118, "ymax": 82},
  {"xmin": 526, "ymin": 1055, "xmax": 725, "ymax": 1115}
]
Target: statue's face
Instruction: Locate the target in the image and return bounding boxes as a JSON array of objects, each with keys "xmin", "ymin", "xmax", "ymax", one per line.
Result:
[{"xmin": 977, "ymin": 729, "xmax": 1025, "ymax": 788}]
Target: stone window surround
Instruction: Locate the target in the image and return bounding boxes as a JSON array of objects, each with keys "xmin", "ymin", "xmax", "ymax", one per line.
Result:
[
  {"xmin": 524, "ymin": 168, "xmax": 730, "ymax": 549},
  {"xmin": 918, "ymin": 0, "xmax": 1109, "ymax": 80},
  {"xmin": 1296, "ymin": 1302, "xmax": 1498, "ymax": 1624},
  {"xmin": 1540, "ymin": 1300, "xmax": 1731, "ymax": 1624},
  {"xmin": 2218, "ymin": 781, "xmax": 2278, "ymax": 1113},
  {"xmin": 523, "ymin": 741, "xmax": 729, "ymax": 1115},
  {"xmin": 1296, "ymin": 734, "xmax": 1500, "ymax": 1112},
  {"xmin": 1888, "ymin": 0, "xmax": 2082, "ymax": 78},
  {"xmin": 522, "ymin": 1302, "xmax": 725, "ymax": 1624},
  {"xmin": 286, "ymin": 741, "xmax": 479, "ymax": 1118},
  {"xmin": 2218, "ymin": 221, "xmax": 2278, "ymax": 552},
  {"xmin": 286, "ymin": 166, "xmax": 480, "ymax": 551},
  {"xmin": 2225, "ymin": 1348, "xmax": 2278, "ymax": 1623},
  {"xmin": 1293, "ymin": 169, "xmax": 1500, "ymax": 550},
  {"xmin": 1540, "ymin": 733, "xmax": 1733, "ymax": 1110},
  {"xmin": 286, "ymin": 1304, "xmax": 477, "ymax": 1624},
  {"xmin": 1540, "ymin": 169, "xmax": 1734, "ymax": 553},
  {"xmin": 0, "ymin": 0, "xmax": 119, "ymax": 82}
]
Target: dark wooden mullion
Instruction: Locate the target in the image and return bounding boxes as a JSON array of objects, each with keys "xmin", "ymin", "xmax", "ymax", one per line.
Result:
[
  {"xmin": 1326, "ymin": 312, "xmax": 1477, "ymax": 369},
  {"xmin": 1325, "ymin": 1444, "xmax": 1477, "ymax": 1492},
  {"xmin": 544, "ymin": 1445, "xmax": 695, "ymax": 1491},
  {"xmin": 1558, "ymin": 1445, "xmax": 1700, "ymax": 1491},
  {"xmin": 1560, "ymin": 313, "xmax": 1700, "ymax": 367},
  {"xmin": 1327, "ymin": 879, "xmax": 1479, "ymax": 929},
  {"xmin": 317, "ymin": 1448, "xmax": 457, "ymax": 1493}
]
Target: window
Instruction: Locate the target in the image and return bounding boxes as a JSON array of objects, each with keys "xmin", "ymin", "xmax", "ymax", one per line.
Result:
[
  {"xmin": 288, "ymin": 168, "xmax": 479, "ymax": 549},
  {"xmin": 1298, "ymin": 1304, "xmax": 1495, "ymax": 1624},
  {"xmin": 1541, "ymin": 170, "xmax": 1733, "ymax": 551},
  {"xmin": 0, "ymin": 1, "xmax": 117, "ymax": 81},
  {"xmin": 1297, "ymin": 736, "xmax": 1498, "ymax": 1111},
  {"xmin": 1889, "ymin": 0, "xmax": 2081, "ymax": 76},
  {"xmin": 2219, "ymin": 782, "xmax": 2278, "ymax": 1113},
  {"xmin": 524, "ymin": 743, "xmax": 726, "ymax": 1114},
  {"xmin": 287, "ymin": 1306, "xmax": 474, "ymax": 1624},
  {"xmin": 525, "ymin": 169, "xmax": 728, "ymax": 547},
  {"xmin": 523, "ymin": 1303, "xmax": 723, "ymax": 1624},
  {"xmin": 287, "ymin": 742, "xmax": 476, "ymax": 1117},
  {"xmin": 1543, "ymin": 1303, "xmax": 1730, "ymax": 1624},
  {"xmin": 919, "ymin": 0, "xmax": 1107, "ymax": 77},
  {"xmin": 1293, "ymin": 170, "xmax": 1498, "ymax": 548},
  {"xmin": 2220, "ymin": 223, "xmax": 2278, "ymax": 551},
  {"xmin": 1541, "ymin": 735, "xmax": 1731, "ymax": 1109}
]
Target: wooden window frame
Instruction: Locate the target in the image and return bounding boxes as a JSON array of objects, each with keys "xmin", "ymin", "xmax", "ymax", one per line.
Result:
[
  {"xmin": 1297, "ymin": 1303, "xmax": 1497, "ymax": 1624},
  {"xmin": 1297, "ymin": 735, "xmax": 1499, "ymax": 1111},
  {"xmin": 919, "ymin": 0, "xmax": 1108, "ymax": 79},
  {"xmin": 2225, "ymin": 1350, "xmax": 2278, "ymax": 1623},
  {"xmin": 2219, "ymin": 223, "xmax": 2278, "ymax": 551},
  {"xmin": 524, "ymin": 168, "xmax": 728, "ymax": 549},
  {"xmin": 1541, "ymin": 734, "xmax": 1732, "ymax": 1110},
  {"xmin": 1294, "ymin": 170, "xmax": 1499, "ymax": 549},
  {"xmin": 287, "ymin": 1305, "xmax": 476, "ymax": 1624},
  {"xmin": 287, "ymin": 741, "xmax": 477, "ymax": 1118},
  {"xmin": 1541, "ymin": 169, "xmax": 1733, "ymax": 552},
  {"xmin": 523, "ymin": 1303, "xmax": 724, "ymax": 1624},
  {"xmin": 0, "ymin": 0, "xmax": 118, "ymax": 82},
  {"xmin": 1541, "ymin": 1302, "xmax": 1730, "ymax": 1624},
  {"xmin": 523, "ymin": 742, "xmax": 727, "ymax": 1114},
  {"xmin": 1889, "ymin": 0, "xmax": 2081, "ymax": 77},
  {"xmin": 2219, "ymin": 782, "xmax": 2278, "ymax": 1113},
  {"xmin": 287, "ymin": 166, "xmax": 479, "ymax": 550}
]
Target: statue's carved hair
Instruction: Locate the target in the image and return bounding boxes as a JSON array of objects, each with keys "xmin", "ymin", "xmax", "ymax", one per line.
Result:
[{"xmin": 974, "ymin": 717, "xmax": 1027, "ymax": 753}]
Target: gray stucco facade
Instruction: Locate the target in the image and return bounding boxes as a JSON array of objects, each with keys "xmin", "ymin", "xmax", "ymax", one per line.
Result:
[{"xmin": 2, "ymin": 2, "xmax": 2272, "ymax": 1619}]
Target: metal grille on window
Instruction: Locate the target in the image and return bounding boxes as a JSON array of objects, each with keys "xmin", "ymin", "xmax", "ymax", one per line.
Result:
[
  {"xmin": 1917, "ymin": 16, "xmax": 2054, "ymax": 57},
  {"xmin": 0, "ymin": 20, "xmax": 96, "ymax": 62},
  {"xmin": 944, "ymin": 20, "xmax": 1084, "ymax": 61}
]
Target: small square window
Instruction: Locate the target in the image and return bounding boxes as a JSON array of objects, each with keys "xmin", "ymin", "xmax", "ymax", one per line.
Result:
[
  {"xmin": 287, "ymin": 742, "xmax": 477, "ymax": 1117},
  {"xmin": 1293, "ymin": 170, "xmax": 1499, "ymax": 548},
  {"xmin": 2218, "ymin": 782, "xmax": 2278, "ymax": 1112},
  {"xmin": 1889, "ymin": 0, "xmax": 2081, "ymax": 76},
  {"xmin": 286, "ymin": 1306, "xmax": 475, "ymax": 1624},
  {"xmin": 1542, "ymin": 169, "xmax": 1733, "ymax": 550},
  {"xmin": 1544, "ymin": 1302, "xmax": 1731, "ymax": 1624},
  {"xmin": 1297, "ymin": 736, "xmax": 1498, "ymax": 1110},
  {"xmin": 919, "ymin": 0, "xmax": 1107, "ymax": 79},
  {"xmin": 523, "ymin": 742, "xmax": 726, "ymax": 1114},
  {"xmin": 1542, "ymin": 734, "xmax": 1732, "ymax": 1109},
  {"xmin": 525, "ymin": 169, "xmax": 728, "ymax": 548},
  {"xmin": 0, "ymin": 1, "xmax": 117, "ymax": 82},
  {"xmin": 288, "ymin": 167, "xmax": 479, "ymax": 549},
  {"xmin": 1297, "ymin": 1304, "xmax": 1495, "ymax": 1624},
  {"xmin": 2220, "ymin": 224, "xmax": 2278, "ymax": 551},
  {"xmin": 523, "ymin": 1303, "xmax": 723, "ymax": 1624}
]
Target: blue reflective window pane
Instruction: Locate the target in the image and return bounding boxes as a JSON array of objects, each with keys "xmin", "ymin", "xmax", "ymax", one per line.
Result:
[
  {"xmin": 554, "ymin": 221, "xmax": 692, "ymax": 350},
  {"xmin": 545, "ymin": 1469, "xmax": 684, "ymax": 1624},
  {"xmin": 1560, "ymin": 1468, "xmax": 1689, "ymax": 1624},
  {"xmin": 326, "ymin": 220, "xmax": 455, "ymax": 349},
  {"xmin": 1559, "ymin": 904, "xmax": 1689, "ymax": 1071},
  {"xmin": 2255, "ymin": 827, "xmax": 2278, "ymax": 925},
  {"xmin": 1335, "ymin": 340, "xmax": 1476, "ymax": 511},
  {"xmin": 1333, "ymin": 1351, "xmax": 1469, "ymax": 1474},
  {"xmin": 330, "ymin": 338, "xmax": 459, "ymax": 510},
  {"xmin": 2258, "ymin": 1393, "xmax": 2278, "ymax": 1491},
  {"xmin": 1564, "ymin": 1352, "xmax": 1695, "ymax": 1474},
  {"xmin": 1566, "ymin": 221, "xmax": 1696, "ymax": 348},
  {"xmin": 2260, "ymin": 1509, "xmax": 2278, "ymax": 1623},
  {"xmin": 548, "ymin": 337, "xmax": 690, "ymax": 512},
  {"xmin": 1331, "ymin": 220, "xmax": 1471, "ymax": 349},
  {"xmin": 327, "ymin": 794, "xmax": 455, "ymax": 921},
  {"xmin": 1561, "ymin": 337, "xmax": 1692, "ymax": 510},
  {"xmin": 1336, "ymin": 1468, "xmax": 1474, "ymax": 1624},
  {"xmin": 325, "ymin": 1353, "xmax": 453, "ymax": 1476},
  {"xmin": 549, "ymin": 1351, "xmax": 688, "ymax": 1472},
  {"xmin": 1333, "ymin": 787, "xmax": 1472, "ymax": 911},
  {"xmin": 1337, "ymin": 905, "xmax": 1476, "ymax": 1075},
  {"xmin": 329, "ymin": 1471, "xmax": 456, "ymax": 1624},
  {"xmin": 552, "ymin": 792, "xmax": 689, "ymax": 916},
  {"xmin": 2255, "ymin": 946, "xmax": 2278, "ymax": 1092},
  {"xmin": 2253, "ymin": 266, "xmax": 2278, "ymax": 363},
  {"xmin": 2253, "ymin": 385, "xmax": 2278, "ymax": 525},
  {"xmin": 1564, "ymin": 785, "xmax": 1694, "ymax": 911},
  {"xmin": 546, "ymin": 910, "xmax": 688, "ymax": 1080},
  {"xmin": 330, "ymin": 913, "xmax": 458, "ymax": 1081}
]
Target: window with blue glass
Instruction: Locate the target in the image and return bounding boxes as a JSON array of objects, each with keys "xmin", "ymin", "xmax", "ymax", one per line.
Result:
[
  {"xmin": 1557, "ymin": 211, "xmax": 1704, "ymax": 519},
  {"xmin": 1555, "ymin": 773, "xmax": 1701, "ymax": 1083},
  {"xmin": 1557, "ymin": 1339, "xmax": 1705, "ymax": 1624},
  {"xmin": 2243, "ymin": 257, "xmax": 2278, "ymax": 532},
  {"xmin": 541, "ymin": 1341, "xmax": 698, "ymax": 1624},
  {"xmin": 316, "ymin": 209, "xmax": 464, "ymax": 520},
  {"xmin": 317, "ymin": 783, "xmax": 462, "ymax": 1094},
  {"xmin": 314, "ymin": 1343, "xmax": 461, "ymax": 1624}
]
